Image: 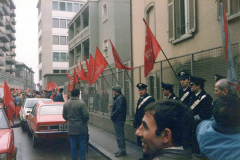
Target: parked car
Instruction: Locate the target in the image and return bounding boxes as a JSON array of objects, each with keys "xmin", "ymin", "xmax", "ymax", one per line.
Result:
[
  {"xmin": 0, "ymin": 104, "xmax": 20, "ymax": 160},
  {"xmin": 19, "ymin": 98, "xmax": 53, "ymax": 131},
  {"xmin": 27, "ymin": 102, "xmax": 68, "ymax": 146}
]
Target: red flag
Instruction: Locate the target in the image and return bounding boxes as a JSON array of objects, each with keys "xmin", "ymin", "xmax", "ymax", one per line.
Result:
[
  {"xmin": 46, "ymin": 81, "xmax": 52, "ymax": 91},
  {"xmin": 53, "ymin": 81, "xmax": 59, "ymax": 91},
  {"xmin": 84, "ymin": 55, "xmax": 89, "ymax": 69},
  {"xmin": 68, "ymin": 82, "xmax": 73, "ymax": 92},
  {"xmin": 73, "ymin": 69, "xmax": 78, "ymax": 88},
  {"xmin": 4, "ymin": 79, "xmax": 15, "ymax": 124},
  {"xmin": 109, "ymin": 39, "xmax": 133, "ymax": 70},
  {"xmin": 93, "ymin": 47, "xmax": 108, "ymax": 83},
  {"xmin": 66, "ymin": 72, "xmax": 73, "ymax": 83},
  {"xmin": 80, "ymin": 62, "xmax": 87, "ymax": 80},
  {"xmin": 27, "ymin": 88, "xmax": 30, "ymax": 92},
  {"xmin": 14, "ymin": 88, "xmax": 16, "ymax": 92},
  {"xmin": 19, "ymin": 87, "xmax": 22, "ymax": 93},
  {"xmin": 143, "ymin": 18, "xmax": 161, "ymax": 77},
  {"xmin": 51, "ymin": 81, "xmax": 55, "ymax": 91},
  {"xmin": 76, "ymin": 63, "xmax": 82, "ymax": 79}
]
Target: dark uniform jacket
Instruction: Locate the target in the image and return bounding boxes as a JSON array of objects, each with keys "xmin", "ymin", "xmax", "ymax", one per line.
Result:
[
  {"xmin": 189, "ymin": 90, "xmax": 213, "ymax": 122},
  {"xmin": 134, "ymin": 93, "xmax": 155, "ymax": 128},
  {"xmin": 63, "ymin": 97, "xmax": 89, "ymax": 135},
  {"xmin": 166, "ymin": 93, "xmax": 179, "ymax": 100},
  {"xmin": 56, "ymin": 92, "xmax": 64, "ymax": 102},
  {"xmin": 179, "ymin": 87, "xmax": 193, "ymax": 106},
  {"xmin": 110, "ymin": 94, "xmax": 127, "ymax": 123},
  {"xmin": 82, "ymin": 93, "xmax": 89, "ymax": 105}
]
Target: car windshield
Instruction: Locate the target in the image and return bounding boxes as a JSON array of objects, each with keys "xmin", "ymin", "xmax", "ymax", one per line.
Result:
[
  {"xmin": 0, "ymin": 109, "xmax": 9, "ymax": 129},
  {"xmin": 25, "ymin": 99, "xmax": 53, "ymax": 108},
  {"xmin": 40, "ymin": 105, "xmax": 63, "ymax": 115}
]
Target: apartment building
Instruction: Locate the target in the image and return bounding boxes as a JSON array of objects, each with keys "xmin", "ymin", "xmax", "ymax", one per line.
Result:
[
  {"xmin": 37, "ymin": 0, "xmax": 86, "ymax": 90},
  {"xmin": 68, "ymin": 0, "xmax": 131, "ymax": 109},
  {"xmin": 15, "ymin": 62, "xmax": 35, "ymax": 91},
  {"xmin": 131, "ymin": 0, "xmax": 240, "ymax": 106},
  {"xmin": 0, "ymin": 0, "xmax": 27, "ymax": 90}
]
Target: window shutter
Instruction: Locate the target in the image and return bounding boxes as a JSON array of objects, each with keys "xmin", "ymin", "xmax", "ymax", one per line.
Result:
[
  {"xmin": 168, "ymin": 0, "xmax": 174, "ymax": 42},
  {"xmin": 189, "ymin": 0, "xmax": 196, "ymax": 33}
]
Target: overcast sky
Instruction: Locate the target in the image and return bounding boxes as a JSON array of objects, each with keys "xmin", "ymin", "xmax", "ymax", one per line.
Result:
[{"xmin": 13, "ymin": 0, "xmax": 38, "ymax": 84}]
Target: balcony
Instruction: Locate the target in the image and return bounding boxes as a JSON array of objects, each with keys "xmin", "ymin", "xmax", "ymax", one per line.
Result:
[
  {"xmin": 10, "ymin": 42, "xmax": 16, "ymax": 48},
  {"xmin": 1, "ymin": 4, "xmax": 10, "ymax": 15},
  {"xmin": 69, "ymin": 26, "xmax": 89, "ymax": 50},
  {"xmin": 3, "ymin": 0, "xmax": 10, "ymax": 7},
  {"xmin": 6, "ymin": 21, "xmax": 15, "ymax": 33},
  {"xmin": 0, "ymin": 18, "xmax": 4, "ymax": 26},
  {"xmin": 6, "ymin": 30, "xmax": 15, "ymax": 40},
  {"xmin": 9, "ymin": 51, "xmax": 16, "ymax": 57},
  {"xmin": 6, "ymin": 56, "xmax": 16, "ymax": 64},
  {"xmin": 0, "ymin": 50, "xmax": 5, "ymax": 57},
  {"xmin": 0, "ymin": 43, "xmax": 10, "ymax": 51},
  {"xmin": 10, "ymin": 10, "xmax": 15, "ymax": 17},
  {"xmin": 10, "ymin": 18, "xmax": 16, "ymax": 25},
  {"xmin": 0, "ymin": 59, "xmax": 4, "ymax": 66},
  {"xmin": 5, "ymin": 65, "xmax": 15, "ymax": 72},
  {"xmin": 0, "ymin": 7, "xmax": 4, "ymax": 16}
]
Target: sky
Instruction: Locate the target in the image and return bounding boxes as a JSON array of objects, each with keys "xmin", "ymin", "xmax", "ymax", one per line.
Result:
[{"xmin": 13, "ymin": 0, "xmax": 39, "ymax": 84}]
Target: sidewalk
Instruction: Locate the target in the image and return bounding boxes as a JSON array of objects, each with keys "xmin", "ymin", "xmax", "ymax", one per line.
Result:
[{"xmin": 88, "ymin": 123, "xmax": 143, "ymax": 160}]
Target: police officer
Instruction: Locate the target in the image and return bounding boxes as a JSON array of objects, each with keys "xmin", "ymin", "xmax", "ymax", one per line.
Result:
[
  {"xmin": 178, "ymin": 70, "xmax": 193, "ymax": 106},
  {"xmin": 133, "ymin": 83, "xmax": 155, "ymax": 145},
  {"xmin": 189, "ymin": 76, "xmax": 213, "ymax": 123},
  {"xmin": 161, "ymin": 82, "xmax": 179, "ymax": 100}
]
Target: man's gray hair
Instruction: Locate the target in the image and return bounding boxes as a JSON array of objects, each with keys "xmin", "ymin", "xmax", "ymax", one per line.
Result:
[{"xmin": 216, "ymin": 78, "xmax": 233, "ymax": 94}]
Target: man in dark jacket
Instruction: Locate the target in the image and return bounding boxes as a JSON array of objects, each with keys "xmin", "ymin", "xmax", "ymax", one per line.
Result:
[
  {"xmin": 110, "ymin": 85, "xmax": 127, "ymax": 157},
  {"xmin": 56, "ymin": 88, "xmax": 64, "ymax": 102},
  {"xmin": 63, "ymin": 88, "xmax": 89, "ymax": 160},
  {"xmin": 93, "ymin": 89, "xmax": 100, "ymax": 111},
  {"xmin": 162, "ymin": 82, "xmax": 179, "ymax": 100}
]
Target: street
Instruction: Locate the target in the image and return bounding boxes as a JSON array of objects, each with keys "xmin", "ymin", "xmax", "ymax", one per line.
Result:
[{"xmin": 13, "ymin": 119, "xmax": 106, "ymax": 160}]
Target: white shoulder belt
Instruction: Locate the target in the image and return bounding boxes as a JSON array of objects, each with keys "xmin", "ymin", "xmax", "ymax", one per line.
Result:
[
  {"xmin": 190, "ymin": 95, "xmax": 206, "ymax": 110},
  {"xmin": 138, "ymin": 96, "xmax": 152, "ymax": 109}
]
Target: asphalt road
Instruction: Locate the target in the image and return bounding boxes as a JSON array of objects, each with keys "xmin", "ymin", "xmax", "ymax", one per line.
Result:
[{"xmin": 13, "ymin": 119, "xmax": 106, "ymax": 160}]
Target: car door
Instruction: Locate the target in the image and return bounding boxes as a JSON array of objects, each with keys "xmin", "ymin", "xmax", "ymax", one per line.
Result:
[{"xmin": 29, "ymin": 104, "xmax": 37, "ymax": 133}]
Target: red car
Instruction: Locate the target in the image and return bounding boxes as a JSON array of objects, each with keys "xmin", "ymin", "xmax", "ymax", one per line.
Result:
[
  {"xmin": 0, "ymin": 104, "xmax": 20, "ymax": 160},
  {"xmin": 27, "ymin": 102, "xmax": 68, "ymax": 146}
]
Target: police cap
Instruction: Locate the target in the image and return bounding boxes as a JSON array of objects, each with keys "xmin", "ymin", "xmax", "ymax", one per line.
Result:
[
  {"xmin": 161, "ymin": 82, "xmax": 174, "ymax": 90},
  {"xmin": 190, "ymin": 76, "xmax": 206, "ymax": 85},
  {"xmin": 178, "ymin": 70, "xmax": 190, "ymax": 80},
  {"xmin": 136, "ymin": 83, "xmax": 147, "ymax": 91}
]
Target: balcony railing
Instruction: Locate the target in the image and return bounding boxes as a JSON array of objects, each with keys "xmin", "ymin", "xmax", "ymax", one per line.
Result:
[
  {"xmin": 10, "ymin": 42, "xmax": 16, "ymax": 49},
  {"xmin": 1, "ymin": 4, "xmax": 10, "ymax": 15},
  {"xmin": 10, "ymin": 18, "xmax": 16, "ymax": 25},
  {"xmin": 0, "ymin": 50, "xmax": 5, "ymax": 57},
  {"xmin": 6, "ymin": 21, "xmax": 15, "ymax": 33},
  {"xmin": 6, "ymin": 30, "xmax": 15, "ymax": 40},
  {"xmin": 0, "ymin": 59, "xmax": 4, "ymax": 66},
  {"xmin": 10, "ymin": 10, "xmax": 15, "ymax": 17},
  {"xmin": 0, "ymin": 18, "xmax": 4, "ymax": 27},
  {"xmin": 0, "ymin": 43, "xmax": 10, "ymax": 52},
  {"xmin": 5, "ymin": 65, "xmax": 15, "ymax": 72},
  {"xmin": 69, "ymin": 26, "xmax": 89, "ymax": 50},
  {"xmin": 0, "ymin": 30, "xmax": 10, "ymax": 42},
  {"xmin": 0, "ymin": 7, "xmax": 4, "ymax": 16},
  {"xmin": 9, "ymin": 51, "xmax": 16, "ymax": 57},
  {"xmin": 6, "ymin": 56, "xmax": 16, "ymax": 64},
  {"xmin": 3, "ymin": 0, "xmax": 10, "ymax": 7}
]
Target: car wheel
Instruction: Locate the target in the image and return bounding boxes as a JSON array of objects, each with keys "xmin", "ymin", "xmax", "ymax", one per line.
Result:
[
  {"xmin": 33, "ymin": 134, "xmax": 39, "ymax": 147},
  {"xmin": 20, "ymin": 120, "xmax": 26, "ymax": 132},
  {"xmin": 27, "ymin": 128, "xmax": 32, "ymax": 137}
]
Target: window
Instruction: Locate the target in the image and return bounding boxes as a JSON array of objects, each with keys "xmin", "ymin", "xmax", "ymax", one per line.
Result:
[
  {"xmin": 168, "ymin": 0, "xmax": 196, "ymax": 43},
  {"xmin": 60, "ymin": 19, "xmax": 66, "ymax": 28},
  {"xmin": 53, "ymin": 18, "xmax": 59, "ymax": 28},
  {"xmin": 52, "ymin": 1, "xmax": 58, "ymax": 10},
  {"xmin": 102, "ymin": 2, "xmax": 108, "ymax": 22},
  {"xmin": 60, "ymin": 36, "xmax": 66, "ymax": 45},
  {"xmin": 218, "ymin": 0, "xmax": 240, "ymax": 19},
  {"xmin": 53, "ymin": 52, "xmax": 59, "ymax": 61},
  {"xmin": 60, "ymin": 53, "xmax": 67, "ymax": 61},
  {"xmin": 39, "ymin": 70, "xmax": 42, "ymax": 80},
  {"xmin": 39, "ymin": 53, "xmax": 42, "ymax": 64},
  {"xmin": 38, "ymin": 36, "xmax": 42, "ymax": 47},
  {"xmin": 53, "ymin": 35, "xmax": 59, "ymax": 44},
  {"xmin": 67, "ymin": 3, "xmax": 73, "ymax": 12},
  {"xmin": 103, "ymin": 39, "xmax": 108, "ymax": 57},
  {"xmin": 53, "ymin": 70, "xmax": 60, "ymax": 73},
  {"xmin": 60, "ymin": 2, "xmax": 66, "ymax": 11},
  {"xmin": 61, "ymin": 70, "xmax": 67, "ymax": 73},
  {"xmin": 74, "ymin": 3, "xmax": 79, "ymax": 12}
]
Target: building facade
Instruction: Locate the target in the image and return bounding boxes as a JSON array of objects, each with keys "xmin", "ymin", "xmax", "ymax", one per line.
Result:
[
  {"xmin": 15, "ymin": 62, "xmax": 35, "ymax": 91},
  {"xmin": 68, "ymin": 0, "xmax": 132, "ymax": 111},
  {"xmin": 37, "ymin": 0, "xmax": 86, "ymax": 90}
]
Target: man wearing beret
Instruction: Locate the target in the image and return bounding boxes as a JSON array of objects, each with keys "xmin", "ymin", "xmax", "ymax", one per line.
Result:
[
  {"xmin": 189, "ymin": 76, "xmax": 213, "ymax": 124},
  {"xmin": 161, "ymin": 82, "xmax": 179, "ymax": 100},
  {"xmin": 178, "ymin": 70, "xmax": 193, "ymax": 106},
  {"xmin": 134, "ymin": 83, "xmax": 155, "ymax": 160},
  {"xmin": 109, "ymin": 85, "xmax": 127, "ymax": 157}
]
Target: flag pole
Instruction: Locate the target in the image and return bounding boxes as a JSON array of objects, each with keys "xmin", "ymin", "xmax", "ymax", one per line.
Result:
[
  {"xmin": 161, "ymin": 49, "xmax": 178, "ymax": 80},
  {"xmin": 107, "ymin": 64, "xmax": 119, "ymax": 85},
  {"xmin": 124, "ymin": 70, "xmax": 133, "ymax": 84},
  {"xmin": 101, "ymin": 73, "xmax": 110, "ymax": 86}
]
